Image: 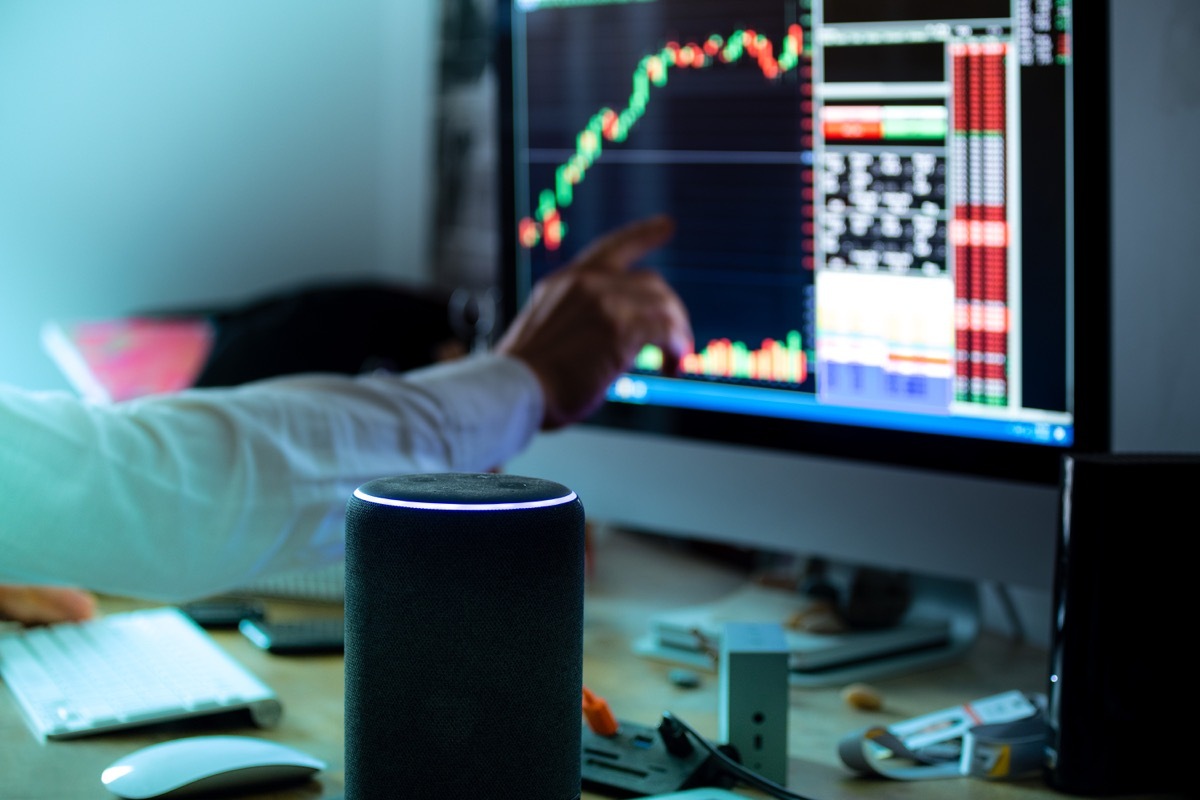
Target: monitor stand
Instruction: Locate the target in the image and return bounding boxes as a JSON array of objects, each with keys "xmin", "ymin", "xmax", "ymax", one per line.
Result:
[{"xmin": 633, "ymin": 573, "xmax": 981, "ymax": 688}]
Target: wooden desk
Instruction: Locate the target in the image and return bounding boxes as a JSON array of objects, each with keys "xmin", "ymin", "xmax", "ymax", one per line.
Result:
[{"xmin": 0, "ymin": 529, "xmax": 1177, "ymax": 799}]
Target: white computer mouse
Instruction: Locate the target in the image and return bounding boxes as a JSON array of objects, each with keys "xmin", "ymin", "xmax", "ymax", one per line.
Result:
[{"xmin": 100, "ymin": 734, "xmax": 326, "ymax": 799}]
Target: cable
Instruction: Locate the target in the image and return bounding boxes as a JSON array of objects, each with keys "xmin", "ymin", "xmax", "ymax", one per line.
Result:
[{"xmin": 661, "ymin": 711, "xmax": 818, "ymax": 800}]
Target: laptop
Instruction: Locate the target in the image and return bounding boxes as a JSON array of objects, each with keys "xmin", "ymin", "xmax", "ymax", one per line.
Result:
[{"xmin": 41, "ymin": 315, "xmax": 215, "ymax": 403}]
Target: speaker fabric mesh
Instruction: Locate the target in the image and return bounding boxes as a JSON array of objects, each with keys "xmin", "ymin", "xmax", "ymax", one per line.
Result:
[{"xmin": 345, "ymin": 473, "xmax": 584, "ymax": 800}]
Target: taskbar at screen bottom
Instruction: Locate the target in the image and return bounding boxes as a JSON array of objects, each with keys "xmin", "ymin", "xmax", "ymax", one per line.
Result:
[{"xmin": 606, "ymin": 374, "xmax": 1073, "ymax": 448}]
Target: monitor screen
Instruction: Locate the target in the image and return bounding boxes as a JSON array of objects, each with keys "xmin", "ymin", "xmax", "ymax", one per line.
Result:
[{"xmin": 496, "ymin": 0, "xmax": 1109, "ymax": 590}]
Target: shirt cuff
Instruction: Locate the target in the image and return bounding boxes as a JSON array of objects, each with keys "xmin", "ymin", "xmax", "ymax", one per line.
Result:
[{"xmin": 398, "ymin": 353, "xmax": 545, "ymax": 471}]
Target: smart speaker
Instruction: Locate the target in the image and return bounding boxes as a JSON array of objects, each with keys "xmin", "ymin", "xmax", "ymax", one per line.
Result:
[{"xmin": 343, "ymin": 472, "xmax": 585, "ymax": 800}]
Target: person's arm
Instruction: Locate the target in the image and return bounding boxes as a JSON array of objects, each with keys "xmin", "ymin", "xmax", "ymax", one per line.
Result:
[
  {"xmin": 0, "ymin": 355, "xmax": 542, "ymax": 602},
  {"xmin": 0, "ymin": 214, "xmax": 690, "ymax": 608}
]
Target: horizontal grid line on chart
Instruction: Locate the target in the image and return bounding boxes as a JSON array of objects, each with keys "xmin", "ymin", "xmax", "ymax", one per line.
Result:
[{"xmin": 525, "ymin": 148, "xmax": 808, "ymax": 165}]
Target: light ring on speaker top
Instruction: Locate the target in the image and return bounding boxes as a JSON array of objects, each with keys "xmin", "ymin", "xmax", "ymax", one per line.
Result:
[{"xmin": 351, "ymin": 487, "xmax": 578, "ymax": 511}]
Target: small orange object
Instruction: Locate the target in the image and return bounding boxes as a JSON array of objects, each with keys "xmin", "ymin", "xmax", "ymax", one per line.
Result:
[{"xmin": 581, "ymin": 685, "xmax": 619, "ymax": 736}]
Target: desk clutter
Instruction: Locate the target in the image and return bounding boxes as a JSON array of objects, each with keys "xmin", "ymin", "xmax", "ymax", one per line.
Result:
[
  {"xmin": 633, "ymin": 575, "xmax": 981, "ymax": 688},
  {"xmin": 1, "ymin": 521, "xmax": 1160, "ymax": 800},
  {"xmin": 580, "ymin": 682, "xmax": 803, "ymax": 799}
]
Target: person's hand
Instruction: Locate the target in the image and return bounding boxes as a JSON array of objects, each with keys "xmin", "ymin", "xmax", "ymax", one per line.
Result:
[
  {"xmin": 497, "ymin": 214, "xmax": 692, "ymax": 430},
  {"xmin": 0, "ymin": 585, "xmax": 96, "ymax": 625}
]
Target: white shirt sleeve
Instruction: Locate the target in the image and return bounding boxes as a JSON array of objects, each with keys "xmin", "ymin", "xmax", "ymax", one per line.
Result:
[{"xmin": 0, "ymin": 354, "xmax": 544, "ymax": 601}]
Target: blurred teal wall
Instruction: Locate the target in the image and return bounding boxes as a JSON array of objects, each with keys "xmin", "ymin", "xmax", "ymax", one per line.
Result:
[{"xmin": 0, "ymin": 1, "xmax": 436, "ymax": 390}]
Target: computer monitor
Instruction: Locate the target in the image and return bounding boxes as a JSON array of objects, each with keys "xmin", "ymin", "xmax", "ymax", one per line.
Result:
[{"xmin": 496, "ymin": 0, "xmax": 1110, "ymax": 600}]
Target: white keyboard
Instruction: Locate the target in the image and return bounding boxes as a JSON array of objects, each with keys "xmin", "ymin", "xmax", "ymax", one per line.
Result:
[{"xmin": 0, "ymin": 606, "xmax": 282, "ymax": 740}]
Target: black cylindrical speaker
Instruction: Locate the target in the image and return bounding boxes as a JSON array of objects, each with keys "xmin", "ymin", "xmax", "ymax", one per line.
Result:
[{"xmin": 344, "ymin": 472, "xmax": 585, "ymax": 800}]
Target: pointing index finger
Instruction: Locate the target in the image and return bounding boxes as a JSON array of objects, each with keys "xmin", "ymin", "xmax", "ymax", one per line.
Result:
[{"xmin": 573, "ymin": 214, "xmax": 676, "ymax": 273}]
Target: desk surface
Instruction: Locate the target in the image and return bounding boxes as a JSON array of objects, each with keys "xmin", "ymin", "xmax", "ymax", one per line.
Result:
[{"xmin": 0, "ymin": 529, "xmax": 1175, "ymax": 800}]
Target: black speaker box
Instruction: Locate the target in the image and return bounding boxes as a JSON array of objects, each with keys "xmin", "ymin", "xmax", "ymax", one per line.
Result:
[
  {"xmin": 344, "ymin": 473, "xmax": 585, "ymax": 800},
  {"xmin": 1045, "ymin": 453, "xmax": 1200, "ymax": 796}
]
